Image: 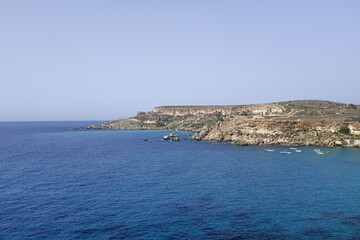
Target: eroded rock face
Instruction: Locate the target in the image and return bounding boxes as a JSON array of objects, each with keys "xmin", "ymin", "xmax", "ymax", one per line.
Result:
[
  {"xmin": 200, "ymin": 117, "xmax": 357, "ymax": 147},
  {"xmin": 345, "ymin": 139, "xmax": 360, "ymax": 147},
  {"xmin": 190, "ymin": 133, "xmax": 201, "ymax": 141},
  {"xmin": 85, "ymin": 100, "xmax": 360, "ymax": 132},
  {"xmin": 153, "ymin": 104, "xmax": 285, "ymax": 117},
  {"xmin": 199, "ymin": 126, "xmax": 210, "ymax": 138},
  {"xmin": 335, "ymin": 141, "xmax": 344, "ymax": 146}
]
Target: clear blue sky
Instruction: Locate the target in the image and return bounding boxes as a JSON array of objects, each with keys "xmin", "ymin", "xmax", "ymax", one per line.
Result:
[{"xmin": 1, "ymin": 1, "xmax": 359, "ymax": 121}]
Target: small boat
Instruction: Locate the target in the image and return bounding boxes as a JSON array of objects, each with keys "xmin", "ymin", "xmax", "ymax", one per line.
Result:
[
  {"xmin": 314, "ymin": 149, "xmax": 321, "ymax": 153},
  {"xmin": 295, "ymin": 150, "xmax": 302, "ymax": 153},
  {"xmin": 317, "ymin": 152, "xmax": 325, "ymax": 155},
  {"xmin": 265, "ymin": 149, "xmax": 275, "ymax": 152},
  {"xmin": 290, "ymin": 147, "xmax": 297, "ymax": 150},
  {"xmin": 280, "ymin": 151, "xmax": 292, "ymax": 155}
]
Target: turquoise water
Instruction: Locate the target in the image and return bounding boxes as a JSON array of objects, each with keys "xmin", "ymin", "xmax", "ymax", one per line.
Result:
[{"xmin": 1, "ymin": 122, "xmax": 360, "ymax": 239}]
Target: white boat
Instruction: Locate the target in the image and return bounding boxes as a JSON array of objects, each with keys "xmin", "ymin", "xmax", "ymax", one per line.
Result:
[
  {"xmin": 265, "ymin": 149, "xmax": 275, "ymax": 152},
  {"xmin": 290, "ymin": 147, "xmax": 297, "ymax": 150},
  {"xmin": 280, "ymin": 151, "xmax": 292, "ymax": 155},
  {"xmin": 295, "ymin": 150, "xmax": 302, "ymax": 153},
  {"xmin": 314, "ymin": 149, "xmax": 321, "ymax": 153}
]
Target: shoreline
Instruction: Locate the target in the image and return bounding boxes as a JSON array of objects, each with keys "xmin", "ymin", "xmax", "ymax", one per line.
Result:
[
  {"xmin": 73, "ymin": 128, "xmax": 360, "ymax": 148},
  {"xmin": 80, "ymin": 100, "xmax": 360, "ymax": 148}
]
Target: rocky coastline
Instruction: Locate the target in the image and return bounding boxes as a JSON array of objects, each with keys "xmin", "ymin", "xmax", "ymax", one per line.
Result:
[
  {"xmin": 82, "ymin": 100, "xmax": 360, "ymax": 148},
  {"xmin": 195, "ymin": 118, "xmax": 360, "ymax": 148}
]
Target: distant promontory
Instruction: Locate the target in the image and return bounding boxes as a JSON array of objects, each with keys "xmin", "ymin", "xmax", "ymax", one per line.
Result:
[{"xmin": 84, "ymin": 100, "xmax": 360, "ymax": 147}]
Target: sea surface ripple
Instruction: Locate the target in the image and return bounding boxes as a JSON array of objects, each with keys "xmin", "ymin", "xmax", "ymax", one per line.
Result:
[{"xmin": 1, "ymin": 122, "xmax": 360, "ymax": 239}]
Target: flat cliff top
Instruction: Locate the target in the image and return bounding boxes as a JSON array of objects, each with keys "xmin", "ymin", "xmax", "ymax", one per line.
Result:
[
  {"xmin": 88, "ymin": 100, "xmax": 360, "ymax": 133},
  {"xmin": 155, "ymin": 105, "xmax": 246, "ymax": 109},
  {"xmin": 155, "ymin": 100, "xmax": 360, "ymax": 120},
  {"xmin": 156, "ymin": 100, "xmax": 348, "ymax": 109}
]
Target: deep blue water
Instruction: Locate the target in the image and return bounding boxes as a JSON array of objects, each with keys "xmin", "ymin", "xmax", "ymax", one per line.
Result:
[{"xmin": 1, "ymin": 122, "xmax": 360, "ymax": 239}]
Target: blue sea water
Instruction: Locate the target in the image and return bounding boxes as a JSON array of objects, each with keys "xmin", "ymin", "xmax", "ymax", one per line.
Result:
[{"xmin": 1, "ymin": 122, "xmax": 360, "ymax": 239}]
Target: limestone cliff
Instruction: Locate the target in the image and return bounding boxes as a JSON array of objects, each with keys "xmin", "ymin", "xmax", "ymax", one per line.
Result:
[
  {"xmin": 86, "ymin": 100, "xmax": 360, "ymax": 147},
  {"xmin": 200, "ymin": 118, "xmax": 360, "ymax": 147}
]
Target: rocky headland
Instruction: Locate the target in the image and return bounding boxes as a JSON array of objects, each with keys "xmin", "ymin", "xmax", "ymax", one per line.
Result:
[{"xmin": 84, "ymin": 100, "xmax": 360, "ymax": 147}]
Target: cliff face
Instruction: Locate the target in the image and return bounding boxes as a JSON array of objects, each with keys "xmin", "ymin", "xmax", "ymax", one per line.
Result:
[
  {"xmin": 86, "ymin": 100, "xmax": 360, "ymax": 147},
  {"xmin": 153, "ymin": 104, "xmax": 285, "ymax": 117},
  {"xmin": 200, "ymin": 117, "xmax": 360, "ymax": 147}
]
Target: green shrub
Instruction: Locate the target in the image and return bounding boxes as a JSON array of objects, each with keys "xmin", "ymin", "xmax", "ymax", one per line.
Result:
[
  {"xmin": 216, "ymin": 112, "xmax": 224, "ymax": 121},
  {"xmin": 338, "ymin": 126, "xmax": 350, "ymax": 135},
  {"xmin": 347, "ymin": 104, "xmax": 357, "ymax": 109}
]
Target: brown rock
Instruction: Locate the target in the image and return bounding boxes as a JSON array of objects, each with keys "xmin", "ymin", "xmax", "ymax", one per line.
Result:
[
  {"xmin": 248, "ymin": 139, "xmax": 258, "ymax": 145},
  {"xmin": 234, "ymin": 140, "xmax": 248, "ymax": 146},
  {"xmin": 335, "ymin": 140, "xmax": 343, "ymax": 146},
  {"xmin": 190, "ymin": 133, "xmax": 201, "ymax": 141},
  {"xmin": 199, "ymin": 126, "xmax": 210, "ymax": 138}
]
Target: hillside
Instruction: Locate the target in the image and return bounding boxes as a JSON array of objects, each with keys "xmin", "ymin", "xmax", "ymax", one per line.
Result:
[{"xmin": 85, "ymin": 100, "xmax": 360, "ymax": 147}]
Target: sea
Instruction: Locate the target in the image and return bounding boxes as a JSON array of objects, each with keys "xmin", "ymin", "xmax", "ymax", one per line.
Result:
[{"xmin": 1, "ymin": 121, "xmax": 360, "ymax": 239}]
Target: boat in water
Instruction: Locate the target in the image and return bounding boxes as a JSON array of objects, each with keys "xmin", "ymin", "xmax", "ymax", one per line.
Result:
[
  {"xmin": 280, "ymin": 151, "xmax": 292, "ymax": 155},
  {"xmin": 295, "ymin": 150, "xmax": 302, "ymax": 153},
  {"xmin": 265, "ymin": 149, "xmax": 275, "ymax": 152}
]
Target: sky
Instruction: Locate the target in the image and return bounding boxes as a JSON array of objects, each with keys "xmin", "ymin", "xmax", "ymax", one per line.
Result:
[{"xmin": 0, "ymin": 0, "xmax": 359, "ymax": 121}]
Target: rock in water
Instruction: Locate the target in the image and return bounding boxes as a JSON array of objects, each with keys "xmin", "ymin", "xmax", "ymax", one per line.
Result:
[
  {"xmin": 169, "ymin": 132, "xmax": 178, "ymax": 137},
  {"xmin": 190, "ymin": 133, "xmax": 201, "ymax": 141},
  {"xmin": 144, "ymin": 138, "xmax": 148, "ymax": 141},
  {"xmin": 163, "ymin": 135, "xmax": 170, "ymax": 141},
  {"xmin": 166, "ymin": 132, "xmax": 179, "ymax": 141}
]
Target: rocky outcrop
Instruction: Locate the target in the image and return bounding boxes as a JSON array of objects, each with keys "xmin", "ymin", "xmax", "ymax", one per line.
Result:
[
  {"xmin": 190, "ymin": 133, "xmax": 201, "ymax": 141},
  {"xmin": 84, "ymin": 100, "xmax": 360, "ymax": 147},
  {"xmin": 72, "ymin": 127, "xmax": 85, "ymax": 130},
  {"xmin": 169, "ymin": 133, "xmax": 179, "ymax": 141},
  {"xmin": 199, "ymin": 117, "xmax": 359, "ymax": 147},
  {"xmin": 163, "ymin": 133, "xmax": 180, "ymax": 141},
  {"xmin": 86, "ymin": 100, "xmax": 360, "ymax": 132},
  {"xmin": 345, "ymin": 139, "xmax": 360, "ymax": 147}
]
